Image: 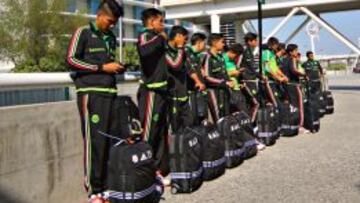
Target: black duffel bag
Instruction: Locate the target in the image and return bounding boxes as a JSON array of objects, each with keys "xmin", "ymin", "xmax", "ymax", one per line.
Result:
[
  {"xmin": 279, "ymin": 102, "xmax": 299, "ymax": 137},
  {"xmin": 111, "ymin": 96, "xmax": 142, "ymax": 139},
  {"xmin": 103, "ymin": 134, "xmax": 161, "ymax": 203},
  {"xmin": 194, "ymin": 122, "xmax": 226, "ymax": 181},
  {"xmin": 232, "ymin": 111, "xmax": 258, "ymax": 159},
  {"xmin": 257, "ymin": 105, "xmax": 278, "ymax": 146},
  {"xmin": 169, "ymin": 127, "xmax": 203, "ymax": 194},
  {"xmin": 217, "ymin": 115, "xmax": 245, "ymax": 168},
  {"xmin": 324, "ymin": 90, "xmax": 334, "ymax": 114}
]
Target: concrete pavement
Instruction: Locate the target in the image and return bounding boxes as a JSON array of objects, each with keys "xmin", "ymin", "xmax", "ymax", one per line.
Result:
[{"xmin": 163, "ymin": 76, "xmax": 360, "ymax": 203}]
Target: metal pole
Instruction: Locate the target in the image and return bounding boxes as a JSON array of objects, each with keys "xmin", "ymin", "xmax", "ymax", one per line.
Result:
[
  {"xmin": 258, "ymin": 0, "xmax": 263, "ymax": 76},
  {"xmin": 119, "ymin": 17, "xmax": 123, "ymax": 63}
]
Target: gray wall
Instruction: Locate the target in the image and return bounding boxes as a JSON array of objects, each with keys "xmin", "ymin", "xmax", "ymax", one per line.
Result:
[
  {"xmin": 0, "ymin": 83, "xmax": 139, "ymax": 203},
  {"xmin": 0, "ymin": 102, "xmax": 84, "ymax": 203}
]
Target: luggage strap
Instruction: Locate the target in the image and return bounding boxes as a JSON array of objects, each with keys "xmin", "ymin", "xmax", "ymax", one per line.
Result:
[
  {"xmin": 244, "ymin": 139, "xmax": 257, "ymax": 148},
  {"xmin": 225, "ymin": 147, "xmax": 245, "ymax": 157},
  {"xmin": 203, "ymin": 157, "xmax": 226, "ymax": 168},
  {"xmin": 170, "ymin": 167, "xmax": 203, "ymax": 180},
  {"xmin": 105, "ymin": 184, "xmax": 156, "ymax": 200}
]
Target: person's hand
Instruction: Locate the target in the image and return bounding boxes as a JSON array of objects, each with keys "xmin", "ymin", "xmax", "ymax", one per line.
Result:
[
  {"xmin": 233, "ymin": 70, "xmax": 241, "ymax": 77},
  {"xmin": 195, "ymin": 82, "xmax": 206, "ymax": 91},
  {"xmin": 261, "ymin": 75, "xmax": 268, "ymax": 82},
  {"xmin": 226, "ymin": 81, "xmax": 235, "ymax": 88},
  {"xmin": 282, "ymin": 77, "xmax": 289, "ymax": 84},
  {"xmin": 102, "ymin": 62, "xmax": 125, "ymax": 74}
]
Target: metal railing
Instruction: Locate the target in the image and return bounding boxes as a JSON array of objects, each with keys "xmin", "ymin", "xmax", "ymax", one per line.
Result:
[{"xmin": 0, "ymin": 72, "xmax": 141, "ymax": 90}]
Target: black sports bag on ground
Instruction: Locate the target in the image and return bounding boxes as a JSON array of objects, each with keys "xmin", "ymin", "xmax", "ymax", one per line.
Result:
[
  {"xmin": 279, "ymin": 102, "xmax": 299, "ymax": 137},
  {"xmin": 257, "ymin": 105, "xmax": 278, "ymax": 146},
  {"xmin": 232, "ymin": 111, "xmax": 258, "ymax": 159},
  {"xmin": 194, "ymin": 122, "xmax": 226, "ymax": 181},
  {"xmin": 169, "ymin": 127, "xmax": 203, "ymax": 194},
  {"xmin": 324, "ymin": 90, "xmax": 334, "ymax": 114},
  {"xmin": 304, "ymin": 83, "xmax": 321, "ymax": 133},
  {"xmin": 217, "ymin": 115, "xmax": 245, "ymax": 168},
  {"xmin": 103, "ymin": 134, "xmax": 161, "ymax": 203}
]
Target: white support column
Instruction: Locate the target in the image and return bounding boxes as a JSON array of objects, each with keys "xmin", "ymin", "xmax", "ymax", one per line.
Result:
[
  {"xmin": 300, "ymin": 7, "xmax": 360, "ymax": 55},
  {"xmin": 285, "ymin": 17, "xmax": 311, "ymax": 44},
  {"xmin": 211, "ymin": 14, "xmax": 221, "ymax": 33},
  {"xmin": 265, "ymin": 7, "xmax": 300, "ymax": 42},
  {"xmin": 234, "ymin": 20, "xmax": 245, "ymax": 43}
]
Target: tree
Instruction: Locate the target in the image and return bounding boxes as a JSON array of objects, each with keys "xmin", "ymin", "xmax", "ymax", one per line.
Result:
[{"xmin": 0, "ymin": 0, "xmax": 87, "ymax": 72}]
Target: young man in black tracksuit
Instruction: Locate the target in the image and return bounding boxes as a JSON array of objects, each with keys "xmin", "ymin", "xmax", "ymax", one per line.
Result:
[
  {"xmin": 203, "ymin": 33, "xmax": 234, "ymax": 122},
  {"xmin": 166, "ymin": 26, "xmax": 205, "ymax": 132},
  {"xmin": 185, "ymin": 33, "xmax": 208, "ymax": 125},
  {"xmin": 136, "ymin": 8, "xmax": 170, "ymax": 176},
  {"xmin": 281, "ymin": 44, "xmax": 309, "ymax": 134},
  {"xmin": 302, "ymin": 51, "xmax": 324, "ymax": 95},
  {"xmin": 240, "ymin": 32, "xmax": 261, "ymax": 123},
  {"xmin": 66, "ymin": 0, "xmax": 124, "ymax": 202}
]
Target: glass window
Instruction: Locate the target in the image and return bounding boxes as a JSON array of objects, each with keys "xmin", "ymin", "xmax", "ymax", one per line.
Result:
[{"xmin": 88, "ymin": 0, "xmax": 101, "ymax": 14}]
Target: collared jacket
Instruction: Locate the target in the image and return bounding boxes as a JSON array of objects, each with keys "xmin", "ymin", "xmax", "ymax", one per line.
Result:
[{"xmin": 66, "ymin": 22, "xmax": 118, "ymax": 93}]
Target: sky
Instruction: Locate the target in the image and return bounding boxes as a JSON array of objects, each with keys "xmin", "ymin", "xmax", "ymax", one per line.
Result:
[{"xmin": 251, "ymin": 9, "xmax": 360, "ymax": 56}]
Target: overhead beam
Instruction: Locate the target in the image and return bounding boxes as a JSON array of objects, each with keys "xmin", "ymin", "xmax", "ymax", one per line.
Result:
[
  {"xmin": 285, "ymin": 16, "xmax": 311, "ymax": 44},
  {"xmin": 299, "ymin": 7, "xmax": 360, "ymax": 55},
  {"xmin": 265, "ymin": 7, "xmax": 300, "ymax": 42}
]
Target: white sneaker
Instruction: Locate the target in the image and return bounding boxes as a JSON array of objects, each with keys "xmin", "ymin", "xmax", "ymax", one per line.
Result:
[
  {"xmin": 256, "ymin": 140, "xmax": 266, "ymax": 151},
  {"xmin": 299, "ymin": 127, "xmax": 310, "ymax": 134}
]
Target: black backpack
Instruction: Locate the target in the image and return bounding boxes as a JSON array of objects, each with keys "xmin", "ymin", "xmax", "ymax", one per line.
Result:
[
  {"xmin": 324, "ymin": 90, "xmax": 334, "ymax": 115},
  {"xmin": 217, "ymin": 115, "xmax": 245, "ymax": 168},
  {"xmin": 257, "ymin": 105, "xmax": 278, "ymax": 146},
  {"xmin": 279, "ymin": 103, "xmax": 299, "ymax": 137},
  {"xmin": 232, "ymin": 111, "xmax": 258, "ymax": 159},
  {"xmin": 112, "ymin": 96, "xmax": 142, "ymax": 139},
  {"xmin": 104, "ymin": 137, "xmax": 161, "ymax": 203},
  {"xmin": 169, "ymin": 127, "xmax": 203, "ymax": 194},
  {"xmin": 194, "ymin": 122, "xmax": 226, "ymax": 181}
]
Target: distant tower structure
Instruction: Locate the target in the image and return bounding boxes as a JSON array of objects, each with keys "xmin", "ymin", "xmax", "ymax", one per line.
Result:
[
  {"xmin": 221, "ymin": 22, "xmax": 236, "ymax": 46},
  {"xmin": 306, "ymin": 21, "xmax": 320, "ymax": 55}
]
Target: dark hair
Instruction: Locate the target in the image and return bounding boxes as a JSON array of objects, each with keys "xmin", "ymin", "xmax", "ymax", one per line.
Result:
[
  {"xmin": 286, "ymin": 44, "xmax": 298, "ymax": 54},
  {"xmin": 169, "ymin": 26, "xmax": 188, "ymax": 40},
  {"xmin": 267, "ymin": 37, "xmax": 279, "ymax": 47},
  {"xmin": 208, "ymin": 33, "xmax": 224, "ymax": 46},
  {"xmin": 141, "ymin": 8, "xmax": 163, "ymax": 26},
  {"xmin": 228, "ymin": 43, "xmax": 244, "ymax": 55},
  {"xmin": 306, "ymin": 51, "xmax": 314, "ymax": 57},
  {"xmin": 278, "ymin": 43, "xmax": 286, "ymax": 50},
  {"xmin": 98, "ymin": 0, "xmax": 124, "ymax": 18},
  {"xmin": 191, "ymin": 32, "xmax": 207, "ymax": 45},
  {"xmin": 244, "ymin": 32, "xmax": 257, "ymax": 43}
]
